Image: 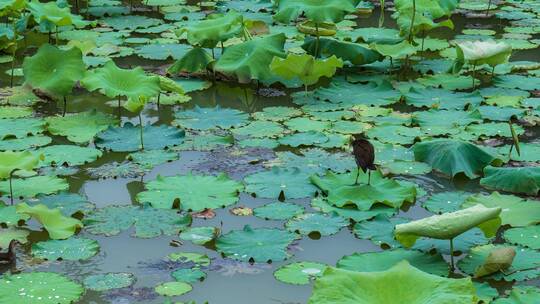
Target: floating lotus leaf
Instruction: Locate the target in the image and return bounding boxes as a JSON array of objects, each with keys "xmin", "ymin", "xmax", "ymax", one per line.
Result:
[
  {"xmin": 413, "ymin": 139, "xmax": 500, "ymax": 179},
  {"xmin": 179, "ymin": 226, "xmax": 218, "ymax": 245},
  {"xmin": 37, "ymin": 145, "xmax": 102, "ymax": 166},
  {"xmin": 86, "ymin": 161, "xmax": 146, "ymax": 179},
  {"xmin": 82, "ymin": 61, "xmax": 160, "ymax": 100},
  {"xmin": 308, "ymin": 261, "xmax": 477, "ymax": 304},
  {"xmin": 274, "ymin": 261, "xmax": 327, "ymax": 285},
  {"xmin": 232, "ymin": 121, "xmax": 284, "ymax": 138},
  {"xmin": 337, "ymin": 249, "xmax": 449, "ymax": 276},
  {"xmin": 244, "ymin": 168, "xmax": 317, "ymax": 199},
  {"xmin": 0, "ymin": 175, "xmax": 68, "ymax": 198},
  {"xmin": 155, "ymin": 281, "xmax": 192, "ymax": 296},
  {"xmin": 494, "ymin": 75, "xmax": 540, "ymax": 91},
  {"xmin": 96, "ymin": 123, "xmax": 185, "ymax": 152},
  {"xmin": 0, "ymin": 0, "xmax": 25, "ymax": 15},
  {"xmin": 404, "ymin": 87, "xmax": 482, "ymax": 109},
  {"xmin": 492, "ymin": 286, "xmax": 540, "ymax": 304},
  {"xmin": 127, "ymin": 149, "xmax": 178, "ymax": 169},
  {"xmin": 0, "ymin": 272, "xmax": 84, "ymax": 304},
  {"xmin": 0, "ymin": 150, "xmax": 40, "ymax": 179},
  {"xmin": 270, "ymin": 149, "xmax": 355, "ymax": 175},
  {"xmin": 284, "ymin": 117, "xmax": 330, "ymax": 132},
  {"xmin": 480, "ymin": 166, "xmax": 540, "ymax": 196},
  {"xmin": 83, "ymin": 273, "xmax": 135, "ymax": 291},
  {"xmin": 270, "ymin": 53, "xmax": 343, "ymax": 87},
  {"xmin": 394, "ymin": 204, "xmax": 501, "ymax": 248},
  {"xmin": 45, "ymin": 110, "xmax": 117, "ymax": 144},
  {"xmin": 310, "ymin": 169, "xmax": 416, "ymax": 211},
  {"xmin": 252, "ymin": 106, "xmax": 302, "ymax": 122},
  {"xmin": 23, "ymin": 44, "xmax": 85, "ymax": 97},
  {"xmin": 418, "ymin": 73, "xmax": 479, "ymax": 90},
  {"xmin": 174, "ymin": 132, "xmax": 233, "ymax": 151},
  {"xmin": 278, "ymin": 131, "xmax": 329, "ymax": 147},
  {"xmin": 459, "ymin": 244, "xmax": 540, "ymax": 281},
  {"xmin": 168, "ymin": 252, "xmax": 210, "ymax": 266},
  {"xmin": 312, "ymin": 197, "xmax": 396, "ymax": 222},
  {"xmin": 462, "ymin": 192, "xmax": 540, "ymax": 227},
  {"xmin": 0, "ymin": 106, "xmax": 32, "ymax": 119},
  {"xmin": 0, "ymin": 118, "xmax": 45, "ymax": 139},
  {"xmin": 216, "ymin": 225, "xmax": 297, "ymax": 262},
  {"xmin": 0, "ymin": 202, "xmax": 29, "ymax": 225},
  {"xmin": 302, "ymin": 37, "xmax": 381, "ymax": 66},
  {"xmin": 16, "ymin": 203, "xmax": 82, "ymax": 239},
  {"xmin": 0, "ymin": 135, "xmax": 51, "ymax": 151},
  {"xmin": 382, "ymin": 161, "xmax": 431, "ymax": 175},
  {"xmin": 286, "ymin": 213, "xmax": 348, "ymax": 236},
  {"xmin": 422, "ymin": 191, "xmax": 473, "ymax": 214},
  {"xmin": 30, "ymin": 192, "xmax": 95, "ymax": 217},
  {"xmin": 136, "ymin": 173, "xmax": 243, "ymax": 210},
  {"xmin": 168, "ymin": 47, "xmax": 213, "ymax": 74},
  {"xmin": 504, "ymin": 226, "xmax": 540, "ymax": 250},
  {"xmin": 253, "ymin": 202, "xmax": 304, "ymax": 220},
  {"xmin": 177, "ymin": 11, "xmax": 243, "ymax": 48},
  {"xmin": 498, "ymin": 142, "xmax": 540, "ymax": 162},
  {"xmin": 171, "ymin": 268, "xmax": 206, "ymax": 283},
  {"xmin": 0, "ymin": 227, "xmax": 28, "ymax": 249},
  {"xmin": 135, "ymin": 43, "xmax": 189, "ymax": 61},
  {"xmin": 173, "ymin": 106, "xmax": 249, "ymax": 130},
  {"xmin": 274, "ymin": 0, "xmax": 358, "ymax": 24},
  {"xmin": 102, "ymin": 15, "xmax": 161, "ymax": 30},
  {"xmin": 32, "ymin": 237, "xmax": 99, "ymax": 261},
  {"xmin": 314, "ymin": 78, "xmax": 401, "ymax": 106},
  {"xmin": 413, "ymin": 109, "xmax": 482, "ymax": 132}
]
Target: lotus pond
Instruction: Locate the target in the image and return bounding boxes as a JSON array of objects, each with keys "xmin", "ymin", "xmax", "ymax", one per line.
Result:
[{"xmin": 1, "ymin": 0, "xmax": 540, "ymax": 303}]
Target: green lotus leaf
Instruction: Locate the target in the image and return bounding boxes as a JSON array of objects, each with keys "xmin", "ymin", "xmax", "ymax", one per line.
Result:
[
  {"xmin": 168, "ymin": 251, "xmax": 210, "ymax": 267},
  {"xmin": 480, "ymin": 166, "xmax": 540, "ymax": 196},
  {"xmin": 252, "ymin": 106, "xmax": 302, "ymax": 122},
  {"xmin": 308, "ymin": 261, "xmax": 477, "ymax": 304},
  {"xmin": 492, "ymin": 286, "xmax": 540, "ymax": 304},
  {"xmin": 504, "ymin": 226, "xmax": 540, "ymax": 250},
  {"xmin": 0, "ymin": 150, "xmax": 40, "ymax": 179},
  {"xmin": 337, "ymin": 248, "xmax": 449, "ymax": 276},
  {"xmin": 45, "ymin": 110, "xmax": 117, "ymax": 144},
  {"xmin": 32, "ymin": 237, "xmax": 99, "ymax": 261},
  {"xmin": 0, "ymin": 175, "xmax": 68, "ymax": 199},
  {"xmin": 314, "ymin": 78, "xmax": 401, "ymax": 106},
  {"xmin": 0, "ymin": 202, "xmax": 29, "ymax": 226},
  {"xmin": 473, "ymin": 247, "xmax": 516, "ymax": 278},
  {"xmin": 83, "ymin": 273, "xmax": 135, "ymax": 291},
  {"xmin": 274, "ymin": 0, "xmax": 358, "ymax": 24},
  {"xmin": 244, "ymin": 168, "xmax": 317, "ymax": 199},
  {"xmin": 16, "ymin": 203, "xmax": 82, "ymax": 239},
  {"xmin": 0, "ymin": 118, "xmax": 45, "ymax": 139},
  {"xmin": 404, "ymin": 87, "xmax": 482, "ymax": 109},
  {"xmin": 498, "ymin": 142, "xmax": 540, "ymax": 162},
  {"xmin": 393, "ymin": 0, "xmax": 457, "ymax": 37},
  {"xmin": 394, "ymin": 204, "xmax": 501, "ymax": 248},
  {"xmin": 0, "ymin": 227, "xmax": 28, "ymax": 249},
  {"xmin": 173, "ymin": 132, "xmax": 233, "ymax": 151},
  {"xmin": 127, "ymin": 149, "xmax": 178, "ymax": 169},
  {"xmin": 238, "ymin": 137, "xmax": 279, "ymax": 149},
  {"xmin": 84, "ymin": 205, "xmax": 191, "ymax": 238},
  {"xmin": 177, "ymin": 11, "xmax": 243, "ymax": 48},
  {"xmin": 296, "ymin": 20, "xmax": 337, "ymax": 36},
  {"xmin": 310, "ymin": 169, "xmax": 416, "ymax": 211},
  {"xmin": 30, "ymin": 191, "xmax": 95, "ymax": 217},
  {"xmin": 418, "ymin": 73, "xmax": 479, "ymax": 90},
  {"xmin": 270, "ymin": 53, "xmax": 343, "ymax": 87},
  {"xmin": 286, "ymin": 213, "xmax": 348, "ymax": 236},
  {"xmin": 0, "ymin": 106, "xmax": 32, "ymax": 119},
  {"xmin": 136, "ymin": 173, "xmax": 243, "ymax": 210},
  {"xmin": 459, "ymin": 244, "xmax": 540, "ymax": 281},
  {"xmin": 172, "ymin": 268, "xmax": 206, "ymax": 283},
  {"xmin": 381, "ymin": 161, "xmax": 432, "ymax": 175},
  {"xmin": 370, "ymin": 40, "xmax": 417, "ymax": 59},
  {"xmin": 173, "ymin": 106, "xmax": 249, "ymax": 130},
  {"xmin": 274, "ymin": 261, "xmax": 327, "ymax": 285},
  {"xmin": 412, "ymin": 139, "xmax": 500, "ymax": 179},
  {"xmin": 214, "ymin": 33, "xmax": 286, "ymax": 84},
  {"xmin": 0, "ymin": 272, "xmax": 84, "ymax": 304},
  {"xmin": 462, "ymin": 192, "xmax": 540, "ymax": 227},
  {"xmin": 173, "ymin": 78, "xmax": 212, "ymax": 92},
  {"xmin": 413, "ymin": 109, "xmax": 482, "ymax": 132},
  {"xmin": 36, "ymin": 145, "xmax": 102, "ymax": 167},
  {"xmin": 0, "ymin": 0, "xmax": 26, "ymax": 16},
  {"xmin": 86, "ymin": 161, "xmax": 146, "ymax": 179},
  {"xmin": 0, "ymin": 135, "xmax": 51, "ymax": 151},
  {"xmin": 422, "ymin": 191, "xmax": 473, "ymax": 214},
  {"xmin": 254, "ymin": 202, "xmax": 304, "ymax": 220},
  {"xmin": 82, "ymin": 61, "xmax": 160, "ymax": 100},
  {"xmin": 216, "ymin": 225, "xmax": 297, "ymax": 262},
  {"xmin": 134, "ymin": 43, "xmax": 189, "ymax": 61},
  {"xmin": 270, "ymin": 149, "xmax": 355, "ymax": 175},
  {"xmin": 312, "ymin": 197, "xmax": 396, "ymax": 222},
  {"xmin": 28, "ymin": 0, "xmax": 88, "ymax": 27},
  {"xmin": 302, "ymin": 37, "xmax": 381, "ymax": 66},
  {"xmin": 96, "ymin": 123, "xmax": 185, "ymax": 152},
  {"xmin": 284, "ymin": 117, "xmax": 330, "ymax": 132},
  {"xmin": 465, "ymin": 122, "xmax": 524, "ymax": 139},
  {"xmin": 168, "ymin": 47, "xmax": 214, "ymax": 74},
  {"xmin": 102, "ymin": 15, "xmax": 161, "ymax": 30},
  {"xmin": 455, "ymin": 40, "xmax": 512, "ymax": 68},
  {"xmin": 179, "ymin": 226, "xmax": 218, "ymax": 245},
  {"xmin": 23, "ymin": 44, "xmax": 85, "ymax": 97},
  {"xmin": 278, "ymin": 131, "xmax": 329, "ymax": 147},
  {"xmin": 155, "ymin": 281, "xmax": 192, "ymax": 296}
]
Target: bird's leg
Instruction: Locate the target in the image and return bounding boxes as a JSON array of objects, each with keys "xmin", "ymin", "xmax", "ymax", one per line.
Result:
[
  {"xmin": 354, "ymin": 167, "xmax": 360, "ymax": 185},
  {"xmin": 368, "ymin": 170, "xmax": 371, "ymax": 185}
]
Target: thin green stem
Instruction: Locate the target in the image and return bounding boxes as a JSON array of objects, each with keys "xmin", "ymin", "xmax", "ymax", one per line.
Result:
[
  {"xmin": 471, "ymin": 64, "xmax": 477, "ymax": 90},
  {"xmin": 408, "ymin": 0, "xmax": 416, "ymax": 43},
  {"xmin": 138, "ymin": 111, "xmax": 144, "ymax": 151},
  {"xmin": 449, "ymin": 239, "xmax": 455, "ymax": 271},
  {"xmin": 10, "ymin": 21, "xmax": 16, "ymax": 88},
  {"xmin": 486, "ymin": 0, "xmax": 492, "ymax": 16},
  {"xmin": 62, "ymin": 96, "xmax": 67, "ymax": 116},
  {"xmin": 314, "ymin": 23, "xmax": 320, "ymax": 58},
  {"xmin": 221, "ymin": 41, "xmax": 224, "ymax": 55},
  {"xmin": 9, "ymin": 172, "xmax": 14, "ymax": 205},
  {"xmin": 117, "ymin": 96, "xmax": 122, "ymax": 124},
  {"xmin": 55, "ymin": 25, "xmax": 58, "ymax": 45}
]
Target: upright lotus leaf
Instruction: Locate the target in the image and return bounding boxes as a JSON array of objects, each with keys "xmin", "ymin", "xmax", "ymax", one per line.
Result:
[
  {"xmin": 392, "ymin": 0, "xmax": 458, "ymax": 38},
  {"xmin": 81, "ymin": 61, "xmax": 160, "ymax": 100},
  {"xmin": 274, "ymin": 0, "xmax": 359, "ymax": 24},
  {"xmin": 32, "ymin": 237, "xmax": 99, "ymax": 261},
  {"xmin": 27, "ymin": 0, "xmax": 88, "ymax": 27},
  {"xmin": 45, "ymin": 110, "xmax": 117, "ymax": 144},
  {"xmin": 168, "ymin": 47, "xmax": 214, "ymax": 74},
  {"xmin": 0, "ymin": 151, "xmax": 40, "ymax": 179},
  {"xmin": 177, "ymin": 11, "xmax": 243, "ymax": 48},
  {"xmin": 214, "ymin": 33, "xmax": 286, "ymax": 84},
  {"xmin": 23, "ymin": 44, "xmax": 85, "ymax": 97},
  {"xmin": 394, "ymin": 204, "xmax": 502, "ymax": 248},
  {"xmin": 454, "ymin": 40, "xmax": 512, "ymax": 71},
  {"xmin": 413, "ymin": 139, "xmax": 501, "ymax": 179},
  {"xmin": 270, "ymin": 53, "xmax": 343, "ymax": 89},
  {"xmin": 0, "ymin": 272, "xmax": 84, "ymax": 304},
  {"xmin": 15, "ymin": 203, "xmax": 82, "ymax": 239},
  {"xmin": 308, "ymin": 261, "xmax": 477, "ymax": 304},
  {"xmin": 480, "ymin": 166, "xmax": 540, "ymax": 196},
  {"xmin": 370, "ymin": 40, "xmax": 417, "ymax": 59},
  {"xmin": 0, "ymin": 0, "xmax": 26, "ymax": 16},
  {"xmin": 302, "ymin": 37, "xmax": 382, "ymax": 65},
  {"xmin": 136, "ymin": 173, "xmax": 243, "ymax": 210},
  {"xmin": 216, "ymin": 225, "xmax": 297, "ymax": 262}
]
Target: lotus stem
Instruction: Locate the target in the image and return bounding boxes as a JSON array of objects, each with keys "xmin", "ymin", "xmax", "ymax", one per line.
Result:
[
  {"xmin": 408, "ymin": 0, "xmax": 416, "ymax": 43},
  {"xmin": 449, "ymin": 238, "xmax": 455, "ymax": 271},
  {"xmin": 509, "ymin": 143, "xmax": 514, "ymax": 160},
  {"xmin": 10, "ymin": 21, "xmax": 16, "ymax": 88},
  {"xmin": 138, "ymin": 111, "xmax": 144, "ymax": 151},
  {"xmin": 421, "ymin": 30, "xmax": 425, "ymax": 52},
  {"xmin": 62, "ymin": 96, "xmax": 67, "ymax": 116},
  {"xmin": 221, "ymin": 41, "xmax": 225, "ymax": 54},
  {"xmin": 486, "ymin": 0, "xmax": 492, "ymax": 16},
  {"xmin": 117, "ymin": 96, "xmax": 122, "ymax": 124},
  {"xmin": 304, "ymin": 84, "xmax": 308, "ymax": 97},
  {"xmin": 9, "ymin": 172, "xmax": 14, "ymax": 205},
  {"xmin": 55, "ymin": 26, "xmax": 59, "ymax": 45},
  {"xmin": 471, "ymin": 63, "xmax": 476, "ymax": 90},
  {"xmin": 157, "ymin": 92, "xmax": 160, "ymax": 108},
  {"xmin": 75, "ymin": 0, "xmax": 79, "ymax": 13},
  {"xmin": 314, "ymin": 23, "xmax": 320, "ymax": 58},
  {"xmin": 378, "ymin": 0, "xmax": 385, "ymax": 27},
  {"xmin": 211, "ymin": 48, "xmax": 215, "ymax": 59},
  {"xmin": 491, "ymin": 66, "xmax": 496, "ymax": 79}
]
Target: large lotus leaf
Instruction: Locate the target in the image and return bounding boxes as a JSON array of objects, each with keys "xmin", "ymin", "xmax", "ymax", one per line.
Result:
[
  {"xmin": 0, "ymin": 202, "xmax": 29, "ymax": 226},
  {"xmin": 127, "ymin": 149, "xmax": 179, "ymax": 169},
  {"xmin": 244, "ymin": 167, "xmax": 317, "ymax": 199},
  {"xmin": 173, "ymin": 106, "xmax": 249, "ymax": 130},
  {"xmin": 30, "ymin": 192, "xmax": 95, "ymax": 217},
  {"xmin": 504, "ymin": 226, "xmax": 540, "ymax": 250},
  {"xmin": 135, "ymin": 43, "xmax": 189, "ymax": 61},
  {"xmin": 270, "ymin": 149, "xmax": 355, "ymax": 175},
  {"xmin": 422, "ymin": 191, "xmax": 473, "ymax": 214},
  {"xmin": 136, "ymin": 173, "xmax": 243, "ymax": 211},
  {"xmin": 284, "ymin": 117, "xmax": 330, "ymax": 132},
  {"xmin": 0, "ymin": 151, "xmax": 40, "ymax": 179},
  {"xmin": 314, "ymin": 78, "xmax": 401, "ymax": 106},
  {"xmin": 214, "ymin": 33, "xmax": 286, "ymax": 84},
  {"xmin": 274, "ymin": 261, "xmax": 327, "ymax": 285},
  {"xmin": 459, "ymin": 244, "xmax": 540, "ymax": 281},
  {"xmin": 278, "ymin": 131, "xmax": 329, "ymax": 147},
  {"xmin": 492, "ymin": 286, "xmax": 540, "ymax": 304},
  {"xmin": 254, "ymin": 202, "xmax": 304, "ymax": 220},
  {"xmin": 15, "ymin": 203, "xmax": 82, "ymax": 239},
  {"xmin": 308, "ymin": 261, "xmax": 477, "ymax": 304},
  {"xmin": 168, "ymin": 47, "xmax": 213, "ymax": 74},
  {"xmin": 84, "ymin": 205, "xmax": 191, "ymax": 238},
  {"xmin": 413, "ymin": 109, "xmax": 482, "ymax": 131},
  {"xmin": 493, "ymin": 75, "xmax": 540, "ymax": 91},
  {"xmin": 0, "ymin": 106, "xmax": 32, "ymax": 119},
  {"xmin": 96, "ymin": 123, "xmax": 185, "ymax": 152},
  {"xmin": 337, "ymin": 249, "xmax": 449, "ymax": 276},
  {"xmin": 179, "ymin": 226, "xmax": 218, "ymax": 245},
  {"xmin": 82, "ymin": 61, "xmax": 160, "ymax": 100},
  {"xmin": 270, "ymin": 53, "xmax": 343, "ymax": 87},
  {"xmin": 418, "ymin": 73, "xmax": 479, "ymax": 90},
  {"xmin": 32, "ymin": 237, "xmax": 99, "ymax": 261},
  {"xmin": 0, "ymin": 135, "xmax": 51, "ymax": 151},
  {"xmin": 177, "ymin": 11, "xmax": 243, "ymax": 48},
  {"xmin": 274, "ymin": 0, "xmax": 358, "ymax": 23},
  {"xmin": 28, "ymin": 0, "xmax": 88, "ymax": 27},
  {"xmin": 404, "ymin": 87, "xmax": 482, "ymax": 110},
  {"xmin": 23, "ymin": 44, "xmax": 85, "ymax": 97},
  {"xmin": 498, "ymin": 142, "xmax": 540, "ymax": 162},
  {"xmin": 232, "ymin": 120, "xmax": 284, "ymax": 138},
  {"xmin": 412, "ymin": 139, "xmax": 500, "ymax": 179},
  {"xmin": 83, "ymin": 273, "xmax": 135, "ymax": 291},
  {"xmin": 462, "ymin": 192, "xmax": 540, "ymax": 227},
  {"xmin": 480, "ymin": 166, "xmax": 540, "ymax": 196},
  {"xmin": 312, "ymin": 197, "xmax": 396, "ymax": 222},
  {"xmin": 0, "ymin": 272, "xmax": 84, "ymax": 304},
  {"xmin": 286, "ymin": 213, "xmax": 348, "ymax": 236},
  {"xmin": 36, "ymin": 145, "xmax": 102, "ymax": 166},
  {"xmin": 310, "ymin": 170, "xmax": 416, "ymax": 211},
  {"xmin": 455, "ymin": 40, "xmax": 512, "ymax": 67},
  {"xmin": 216, "ymin": 225, "xmax": 297, "ymax": 262},
  {"xmin": 45, "ymin": 110, "xmax": 117, "ymax": 143},
  {"xmin": 101, "ymin": 15, "xmax": 161, "ymax": 30},
  {"xmin": 0, "ymin": 227, "xmax": 28, "ymax": 249},
  {"xmin": 370, "ymin": 40, "xmax": 417, "ymax": 59},
  {"xmin": 0, "ymin": 175, "xmax": 68, "ymax": 198},
  {"xmin": 394, "ymin": 205, "xmax": 501, "ymax": 248},
  {"xmin": 302, "ymin": 37, "xmax": 381, "ymax": 66},
  {"xmin": 0, "ymin": 118, "xmax": 45, "ymax": 139}
]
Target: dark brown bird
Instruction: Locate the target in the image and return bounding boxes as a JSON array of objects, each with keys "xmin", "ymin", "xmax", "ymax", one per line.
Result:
[
  {"xmin": 352, "ymin": 137, "xmax": 376, "ymax": 185},
  {"xmin": 0, "ymin": 240, "xmax": 17, "ymax": 265}
]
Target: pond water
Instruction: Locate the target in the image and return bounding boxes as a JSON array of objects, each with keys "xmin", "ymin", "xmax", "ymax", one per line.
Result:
[{"xmin": 1, "ymin": 1, "xmax": 540, "ymax": 304}]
